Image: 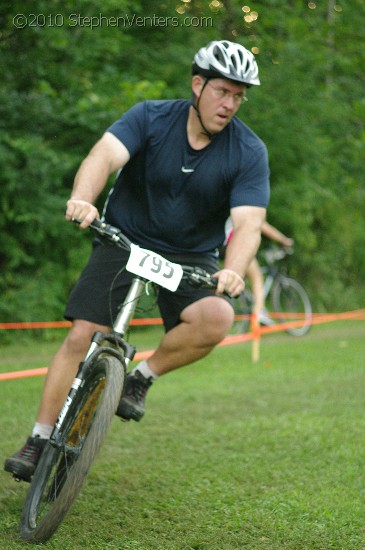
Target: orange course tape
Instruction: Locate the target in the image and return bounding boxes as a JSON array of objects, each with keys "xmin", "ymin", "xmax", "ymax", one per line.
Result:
[
  {"xmin": 0, "ymin": 310, "xmax": 364, "ymax": 382},
  {"xmin": 0, "ymin": 318, "xmax": 163, "ymax": 330}
]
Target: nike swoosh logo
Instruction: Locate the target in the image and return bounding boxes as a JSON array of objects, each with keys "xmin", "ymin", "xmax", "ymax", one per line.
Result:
[{"xmin": 181, "ymin": 167, "xmax": 195, "ymax": 173}]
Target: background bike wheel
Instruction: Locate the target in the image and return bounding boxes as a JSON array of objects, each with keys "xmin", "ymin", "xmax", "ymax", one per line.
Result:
[
  {"xmin": 20, "ymin": 354, "xmax": 125, "ymax": 543},
  {"xmin": 271, "ymin": 277, "xmax": 312, "ymax": 336},
  {"xmin": 232, "ymin": 290, "xmax": 252, "ymax": 333}
]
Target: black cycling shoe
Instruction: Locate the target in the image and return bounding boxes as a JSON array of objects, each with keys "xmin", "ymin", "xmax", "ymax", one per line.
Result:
[
  {"xmin": 116, "ymin": 371, "xmax": 153, "ymax": 422},
  {"xmin": 4, "ymin": 436, "xmax": 47, "ymax": 482}
]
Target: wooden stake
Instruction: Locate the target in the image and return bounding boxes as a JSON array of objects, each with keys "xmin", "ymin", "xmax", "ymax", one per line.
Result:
[{"xmin": 251, "ymin": 310, "xmax": 261, "ymax": 363}]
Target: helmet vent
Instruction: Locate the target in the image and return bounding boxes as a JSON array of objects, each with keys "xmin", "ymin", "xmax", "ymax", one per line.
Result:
[{"xmin": 213, "ymin": 45, "xmax": 227, "ymax": 68}]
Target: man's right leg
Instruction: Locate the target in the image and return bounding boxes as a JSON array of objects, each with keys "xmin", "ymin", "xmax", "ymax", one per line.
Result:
[
  {"xmin": 4, "ymin": 319, "xmax": 109, "ymax": 481},
  {"xmin": 117, "ymin": 296, "xmax": 234, "ymax": 422},
  {"xmin": 36, "ymin": 320, "xmax": 110, "ymax": 426}
]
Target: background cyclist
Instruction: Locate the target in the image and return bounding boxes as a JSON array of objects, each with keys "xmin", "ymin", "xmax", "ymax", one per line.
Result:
[{"xmin": 224, "ymin": 218, "xmax": 294, "ymax": 324}]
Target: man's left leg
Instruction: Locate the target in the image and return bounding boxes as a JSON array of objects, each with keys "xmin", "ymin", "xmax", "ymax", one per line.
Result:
[{"xmin": 117, "ymin": 296, "xmax": 234, "ymax": 420}]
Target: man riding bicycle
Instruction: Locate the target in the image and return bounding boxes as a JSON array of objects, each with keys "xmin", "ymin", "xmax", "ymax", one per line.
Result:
[{"xmin": 5, "ymin": 40, "xmax": 270, "ymax": 482}]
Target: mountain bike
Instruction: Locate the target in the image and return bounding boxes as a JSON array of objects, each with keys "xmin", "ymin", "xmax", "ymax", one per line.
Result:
[
  {"xmin": 19, "ymin": 219, "xmax": 220, "ymax": 543},
  {"xmin": 234, "ymin": 246, "xmax": 312, "ymax": 336}
]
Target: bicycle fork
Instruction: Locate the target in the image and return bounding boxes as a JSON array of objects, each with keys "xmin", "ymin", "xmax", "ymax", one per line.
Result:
[{"xmin": 51, "ymin": 277, "xmax": 145, "ymax": 449}]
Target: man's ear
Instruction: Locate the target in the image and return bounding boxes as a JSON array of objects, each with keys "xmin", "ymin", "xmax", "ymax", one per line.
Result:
[{"xmin": 191, "ymin": 75, "xmax": 205, "ymax": 97}]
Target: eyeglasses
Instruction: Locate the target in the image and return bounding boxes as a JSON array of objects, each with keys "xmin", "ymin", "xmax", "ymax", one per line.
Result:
[{"xmin": 207, "ymin": 81, "xmax": 248, "ymax": 105}]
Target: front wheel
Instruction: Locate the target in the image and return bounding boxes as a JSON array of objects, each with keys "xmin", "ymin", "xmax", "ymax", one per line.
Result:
[
  {"xmin": 271, "ymin": 277, "xmax": 312, "ymax": 336},
  {"xmin": 233, "ymin": 290, "xmax": 253, "ymax": 333},
  {"xmin": 20, "ymin": 354, "xmax": 125, "ymax": 543}
]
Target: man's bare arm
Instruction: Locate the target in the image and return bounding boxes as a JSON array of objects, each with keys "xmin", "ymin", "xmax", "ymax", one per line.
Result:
[
  {"xmin": 65, "ymin": 132, "xmax": 130, "ymax": 228},
  {"xmin": 225, "ymin": 205, "xmax": 266, "ymax": 275},
  {"xmin": 215, "ymin": 205, "xmax": 266, "ymax": 296}
]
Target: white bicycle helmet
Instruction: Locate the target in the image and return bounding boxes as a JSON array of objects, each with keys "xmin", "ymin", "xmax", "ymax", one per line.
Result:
[{"xmin": 192, "ymin": 40, "xmax": 260, "ymax": 87}]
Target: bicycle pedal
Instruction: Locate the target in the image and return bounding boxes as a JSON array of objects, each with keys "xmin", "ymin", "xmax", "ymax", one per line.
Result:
[{"xmin": 12, "ymin": 472, "xmax": 32, "ymax": 483}]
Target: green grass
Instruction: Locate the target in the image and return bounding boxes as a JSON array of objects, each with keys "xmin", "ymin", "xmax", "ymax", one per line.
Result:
[{"xmin": 0, "ymin": 322, "xmax": 364, "ymax": 549}]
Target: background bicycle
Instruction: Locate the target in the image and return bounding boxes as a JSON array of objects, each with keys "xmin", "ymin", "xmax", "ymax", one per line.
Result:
[{"xmin": 234, "ymin": 246, "xmax": 312, "ymax": 337}]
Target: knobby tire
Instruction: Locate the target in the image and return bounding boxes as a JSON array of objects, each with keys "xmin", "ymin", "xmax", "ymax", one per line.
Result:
[
  {"xmin": 19, "ymin": 354, "xmax": 125, "ymax": 543},
  {"xmin": 233, "ymin": 290, "xmax": 252, "ymax": 333},
  {"xmin": 271, "ymin": 277, "xmax": 312, "ymax": 336}
]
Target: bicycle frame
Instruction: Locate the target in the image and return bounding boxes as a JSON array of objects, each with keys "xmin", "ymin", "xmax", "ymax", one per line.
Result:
[
  {"xmin": 262, "ymin": 269, "xmax": 274, "ymax": 301},
  {"xmin": 261, "ymin": 263, "xmax": 280, "ymax": 302},
  {"xmin": 84, "ymin": 276, "xmax": 145, "ymax": 363},
  {"xmin": 51, "ymin": 276, "xmax": 146, "ymax": 448}
]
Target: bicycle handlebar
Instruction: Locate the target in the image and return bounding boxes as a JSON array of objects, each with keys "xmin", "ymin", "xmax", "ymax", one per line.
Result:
[
  {"xmin": 90, "ymin": 218, "xmax": 132, "ymax": 249},
  {"xmin": 262, "ymin": 246, "xmax": 293, "ymax": 264},
  {"xmin": 72, "ymin": 218, "xmax": 218, "ymax": 291}
]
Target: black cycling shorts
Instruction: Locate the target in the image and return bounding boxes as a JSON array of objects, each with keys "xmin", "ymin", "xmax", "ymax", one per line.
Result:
[{"xmin": 65, "ymin": 242, "xmax": 232, "ymax": 332}]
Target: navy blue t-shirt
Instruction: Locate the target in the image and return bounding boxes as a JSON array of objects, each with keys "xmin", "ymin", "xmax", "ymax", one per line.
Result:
[{"xmin": 103, "ymin": 100, "xmax": 270, "ymax": 254}]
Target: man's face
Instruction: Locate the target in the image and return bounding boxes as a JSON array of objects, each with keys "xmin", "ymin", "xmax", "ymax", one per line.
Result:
[{"xmin": 192, "ymin": 76, "xmax": 247, "ymax": 134}]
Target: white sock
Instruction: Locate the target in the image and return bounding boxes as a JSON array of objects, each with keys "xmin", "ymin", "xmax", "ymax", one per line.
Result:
[
  {"xmin": 32, "ymin": 422, "xmax": 53, "ymax": 440},
  {"xmin": 132, "ymin": 360, "xmax": 159, "ymax": 381}
]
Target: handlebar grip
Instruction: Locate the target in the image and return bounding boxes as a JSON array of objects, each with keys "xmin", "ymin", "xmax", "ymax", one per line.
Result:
[
  {"xmin": 89, "ymin": 218, "xmax": 103, "ymax": 230},
  {"xmin": 72, "ymin": 217, "xmax": 132, "ymax": 248},
  {"xmin": 71, "ymin": 217, "xmax": 109, "ymax": 234},
  {"xmin": 184, "ymin": 268, "xmax": 232, "ymax": 297}
]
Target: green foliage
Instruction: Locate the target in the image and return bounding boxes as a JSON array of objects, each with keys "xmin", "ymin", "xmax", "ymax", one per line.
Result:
[{"xmin": 0, "ymin": 0, "xmax": 364, "ymax": 325}]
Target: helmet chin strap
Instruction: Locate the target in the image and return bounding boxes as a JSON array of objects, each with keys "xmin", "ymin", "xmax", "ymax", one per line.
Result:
[{"xmin": 192, "ymin": 78, "xmax": 217, "ymax": 141}]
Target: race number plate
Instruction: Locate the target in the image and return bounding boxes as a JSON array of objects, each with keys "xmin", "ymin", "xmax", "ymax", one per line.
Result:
[{"xmin": 126, "ymin": 244, "xmax": 183, "ymax": 292}]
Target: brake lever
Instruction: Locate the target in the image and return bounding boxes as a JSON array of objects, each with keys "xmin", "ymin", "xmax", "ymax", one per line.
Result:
[
  {"xmin": 186, "ymin": 268, "xmax": 233, "ymax": 299},
  {"xmin": 71, "ymin": 218, "xmax": 131, "ymax": 248}
]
